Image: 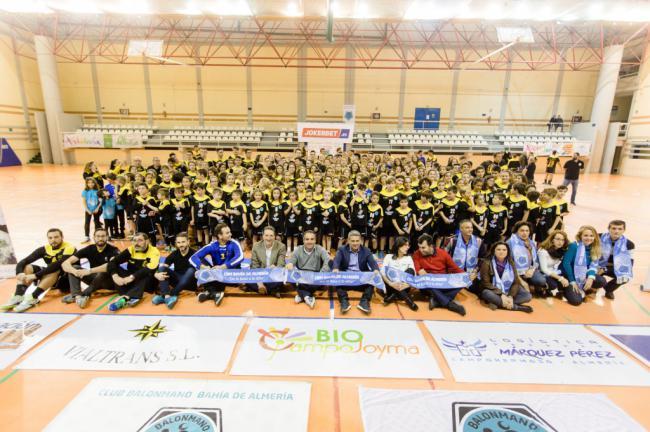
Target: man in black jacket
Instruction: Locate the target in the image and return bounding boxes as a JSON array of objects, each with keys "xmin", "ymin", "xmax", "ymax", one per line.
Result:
[
  {"xmin": 562, "ymin": 152, "xmax": 585, "ymax": 205},
  {"xmin": 1, "ymin": 228, "xmax": 76, "ymax": 313},
  {"xmin": 152, "ymin": 232, "xmax": 196, "ymax": 309},
  {"xmin": 61, "ymin": 228, "xmax": 119, "ymax": 308}
]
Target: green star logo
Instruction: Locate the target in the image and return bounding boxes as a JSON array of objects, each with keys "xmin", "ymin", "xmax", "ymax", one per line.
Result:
[{"xmin": 130, "ymin": 319, "xmax": 167, "ymax": 341}]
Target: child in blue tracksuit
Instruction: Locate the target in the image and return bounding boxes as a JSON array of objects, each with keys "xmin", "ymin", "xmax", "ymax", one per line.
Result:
[
  {"xmin": 189, "ymin": 224, "xmax": 244, "ymax": 306},
  {"xmin": 101, "ymin": 189, "xmax": 117, "ymax": 239}
]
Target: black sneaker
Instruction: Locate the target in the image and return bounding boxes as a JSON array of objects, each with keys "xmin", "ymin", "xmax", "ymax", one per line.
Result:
[
  {"xmin": 447, "ymin": 301, "xmax": 466, "ymax": 316},
  {"xmin": 515, "ymin": 304, "xmax": 534, "ymax": 313},
  {"xmin": 383, "ymin": 293, "xmax": 396, "ymax": 306},
  {"xmin": 404, "ymin": 295, "xmax": 419, "ymax": 311},
  {"xmin": 198, "ymin": 291, "xmax": 212, "ymax": 303},
  {"xmin": 428, "ymin": 297, "xmax": 438, "ymax": 310},
  {"xmin": 605, "ymin": 291, "xmax": 615, "ymax": 300},
  {"xmin": 340, "ymin": 300, "xmax": 351, "ymax": 314},
  {"xmin": 357, "ymin": 300, "xmax": 371, "ymax": 314}
]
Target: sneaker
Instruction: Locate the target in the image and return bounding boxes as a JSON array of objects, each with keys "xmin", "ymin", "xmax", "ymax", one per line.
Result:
[
  {"xmin": 447, "ymin": 301, "xmax": 466, "ymax": 316},
  {"xmin": 83, "ymin": 236, "xmax": 91, "ymax": 243},
  {"xmin": 76, "ymin": 295, "xmax": 89, "ymax": 309},
  {"xmin": 340, "ymin": 300, "xmax": 351, "ymax": 314},
  {"xmin": 61, "ymin": 294, "xmax": 76, "ymax": 304},
  {"xmin": 126, "ymin": 298, "xmax": 140, "ymax": 308},
  {"xmin": 605, "ymin": 291, "xmax": 615, "ymax": 300},
  {"xmin": 152, "ymin": 295, "xmax": 165, "ymax": 305},
  {"xmin": 428, "ymin": 297, "xmax": 438, "ymax": 310},
  {"xmin": 13, "ymin": 295, "xmax": 38, "ymax": 313},
  {"xmin": 294, "ymin": 294, "xmax": 304, "ymax": 304},
  {"xmin": 357, "ymin": 300, "xmax": 371, "ymax": 314},
  {"xmin": 198, "ymin": 291, "xmax": 212, "ymax": 303},
  {"xmin": 305, "ymin": 296, "xmax": 316, "ymax": 309},
  {"xmin": 108, "ymin": 297, "xmax": 127, "ymax": 312},
  {"xmin": 214, "ymin": 291, "xmax": 225, "ymax": 306},
  {"xmin": 1, "ymin": 295, "xmax": 23, "ymax": 311},
  {"xmin": 165, "ymin": 296, "xmax": 178, "ymax": 309},
  {"xmin": 383, "ymin": 293, "xmax": 396, "ymax": 306},
  {"xmin": 515, "ymin": 304, "xmax": 534, "ymax": 313}
]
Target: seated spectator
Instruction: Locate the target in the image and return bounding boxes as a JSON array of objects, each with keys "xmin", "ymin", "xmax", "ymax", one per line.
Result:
[
  {"xmin": 381, "ymin": 236, "xmax": 418, "ymax": 311},
  {"xmin": 152, "ymin": 232, "xmax": 197, "ymax": 309},
  {"xmin": 287, "ymin": 230, "xmax": 331, "ymax": 309},
  {"xmin": 479, "ymin": 242, "xmax": 533, "ymax": 313},
  {"xmin": 412, "ymin": 233, "xmax": 466, "ymax": 316},
  {"xmin": 190, "ymin": 223, "xmax": 244, "ymax": 307},
  {"xmin": 446, "ymin": 219, "xmax": 485, "ymax": 295},
  {"xmin": 507, "ymin": 221, "xmax": 549, "ymax": 297},
  {"xmin": 598, "ymin": 220, "xmax": 634, "ymax": 300},
  {"xmin": 561, "ymin": 225, "xmax": 607, "ymax": 306},
  {"xmin": 538, "ymin": 230, "xmax": 570, "ymax": 299},
  {"xmin": 245, "ymin": 226, "xmax": 286, "ymax": 298},
  {"xmin": 332, "ymin": 230, "xmax": 380, "ymax": 315}
]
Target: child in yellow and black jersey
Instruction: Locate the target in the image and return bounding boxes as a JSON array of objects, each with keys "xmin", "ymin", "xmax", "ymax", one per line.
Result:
[
  {"xmin": 207, "ymin": 188, "xmax": 227, "ymax": 235},
  {"xmin": 393, "ymin": 195, "xmax": 413, "ymax": 238},
  {"xmin": 366, "ymin": 192, "xmax": 384, "ymax": 251},
  {"xmin": 156, "ymin": 188, "xmax": 174, "ymax": 247},
  {"xmin": 413, "ymin": 190, "xmax": 435, "ymax": 239},
  {"xmin": 535, "ymin": 188, "xmax": 561, "ymax": 243},
  {"xmin": 268, "ymin": 187, "xmax": 287, "ymax": 239},
  {"xmin": 319, "ymin": 189, "xmax": 337, "ymax": 251},
  {"xmin": 485, "ymin": 192, "xmax": 508, "ymax": 246},
  {"xmin": 248, "ymin": 189, "xmax": 269, "ymax": 242},
  {"xmin": 171, "ymin": 187, "xmax": 191, "ymax": 238},
  {"xmin": 438, "ymin": 186, "xmax": 469, "ymax": 239},
  {"xmin": 133, "ymin": 183, "xmax": 158, "ymax": 240},
  {"xmin": 350, "ymin": 185, "xmax": 369, "ymax": 237},
  {"xmin": 191, "ymin": 184, "xmax": 211, "ymax": 246},
  {"xmin": 470, "ymin": 193, "xmax": 488, "ymax": 237},
  {"xmin": 506, "ymin": 182, "xmax": 530, "ymax": 233},
  {"xmin": 227, "ymin": 189, "xmax": 248, "ymax": 242},
  {"xmin": 300, "ymin": 190, "xmax": 320, "ymax": 234}
]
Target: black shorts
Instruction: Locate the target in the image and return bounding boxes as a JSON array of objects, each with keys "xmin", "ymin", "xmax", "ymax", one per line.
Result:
[
  {"xmin": 545, "ymin": 166, "xmax": 556, "ymax": 174},
  {"xmin": 231, "ymin": 230, "xmax": 245, "ymax": 241},
  {"xmin": 351, "ymin": 225, "xmax": 367, "ymax": 237},
  {"xmin": 29, "ymin": 265, "xmax": 69, "ymax": 291},
  {"xmin": 321, "ymin": 223, "xmax": 335, "ymax": 236},
  {"xmin": 285, "ymin": 225, "xmax": 300, "ymax": 238}
]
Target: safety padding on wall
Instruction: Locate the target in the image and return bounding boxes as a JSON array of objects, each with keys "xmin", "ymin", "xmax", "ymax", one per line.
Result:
[{"xmin": 0, "ymin": 138, "xmax": 21, "ymax": 167}]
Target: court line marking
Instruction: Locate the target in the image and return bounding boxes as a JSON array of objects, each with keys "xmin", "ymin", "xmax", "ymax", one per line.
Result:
[
  {"xmin": 0, "ymin": 369, "xmax": 18, "ymax": 385},
  {"xmin": 18, "ymin": 310, "xmax": 647, "ymax": 326},
  {"xmin": 624, "ymin": 289, "xmax": 650, "ymax": 316},
  {"xmin": 93, "ymin": 294, "xmax": 118, "ymax": 312}
]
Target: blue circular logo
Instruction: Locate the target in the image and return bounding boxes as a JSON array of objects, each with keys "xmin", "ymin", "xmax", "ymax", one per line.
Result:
[
  {"xmin": 461, "ymin": 407, "xmax": 550, "ymax": 432},
  {"xmin": 144, "ymin": 411, "xmax": 217, "ymax": 432}
]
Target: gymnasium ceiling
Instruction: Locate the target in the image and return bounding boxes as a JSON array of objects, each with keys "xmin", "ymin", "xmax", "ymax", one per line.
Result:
[{"xmin": 0, "ymin": 0, "xmax": 648, "ymax": 71}]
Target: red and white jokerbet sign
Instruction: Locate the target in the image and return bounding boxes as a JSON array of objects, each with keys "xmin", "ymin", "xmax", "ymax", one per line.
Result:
[{"xmin": 297, "ymin": 122, "xmax": 355, "ymax": 144}]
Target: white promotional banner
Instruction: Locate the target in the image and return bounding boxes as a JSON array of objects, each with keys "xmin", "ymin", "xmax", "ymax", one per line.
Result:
[
  {"xmin": 297, "ymin": 122, "xmax": 355, "ymax": 144},
  {"xmin": 63, "ymin": 132, "xmax": 103, "ymax": 149},
  {"xmin": 230, "ymin": 318, "xmax": 442, "ymax": 379},
  {"xmin": 18, "ymin": 315, "xmax": 245, "ymax": 372},
  {"xmin": 45, "ymin": 378, "xmax": 311, "ymax": 432},
  {"xmin": 425, "ymin": 321, "xmax": 650, "ymax": 386},
  {"xmin": 0, "ymin": 313, "xmax": 75, "ymax": 369},
  {"xmin": 590, "ymin": 325, "xmax": 650, "ymax": 368},
  {"xmin": 359, "ymin": 387, "xmax": 645, "ymax": 432}
]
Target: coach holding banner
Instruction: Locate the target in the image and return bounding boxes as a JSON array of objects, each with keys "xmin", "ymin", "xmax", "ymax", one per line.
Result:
[
  {"xmin": 246, "ymin": 226, "xmax": 286, "ymax": 298},
  {"xmin": 332, "ymin": 230, "xmax": 380, "ymax": 315}
]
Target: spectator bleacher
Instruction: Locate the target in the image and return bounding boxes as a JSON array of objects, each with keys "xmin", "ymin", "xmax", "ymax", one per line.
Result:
[{"xmin": 163, "ymin": 126, "xmax": 263, "ymax": 144}]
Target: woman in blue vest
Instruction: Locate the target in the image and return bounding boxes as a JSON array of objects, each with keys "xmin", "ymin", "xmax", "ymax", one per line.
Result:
[
  {"xmin": 478, "ymin": 241, "xmax": 533, "ymax": 313},
  {"xmin": 561, "ymin": 225, "xmax": 607, "ymax": 306}
]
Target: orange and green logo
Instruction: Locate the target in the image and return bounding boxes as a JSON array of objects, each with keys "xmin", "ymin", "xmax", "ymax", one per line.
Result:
[{"xmin": 257, "ymin": 326, "xmax": 420, "ymax": 360}]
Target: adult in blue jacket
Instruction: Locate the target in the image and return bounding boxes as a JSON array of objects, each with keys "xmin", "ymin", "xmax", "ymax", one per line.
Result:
[
  {"xmin": 332, "ymin": 230, "xmax": 380, "ymax": 315},
  {"xmin": 190, "ymin": 223, "xmax": 244, "ymax": 306},
  {"xmin": 560, "ymin": 225, "xmax": 607, "ymax": 306}
]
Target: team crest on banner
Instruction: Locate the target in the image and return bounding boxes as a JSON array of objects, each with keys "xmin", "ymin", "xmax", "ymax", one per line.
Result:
[
  {"xmin": 45, "ymin": 378, "xmax": 311, "ymax": 432},
  {"xmin": 0, "ymin": 313, "xmax": 75, "ymax": 369},
  {"xmin": 452, "ymin": 402, "xmax": 555, "ymax": 432},
  {"xmin": 231, "ymin": 318, "xmax": 442, "ymax": 379},
  {"xmin": 425, "ymin": 321, "xmax": 650, "ymax": 386},
  {"xmin": 18, "ymin": 315, "xmax": 245, "ymax": 372},
  {"xmin": 138, "ymin": 407, "xmax": 221, "ymax": 432},
  {"xmin": 358, "ymin": 387, "xmax": 645, "ymax": 432}
]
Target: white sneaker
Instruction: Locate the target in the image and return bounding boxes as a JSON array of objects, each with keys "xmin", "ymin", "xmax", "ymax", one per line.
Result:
[
  {"xmin": 294, "ymin": 294, "xmax": 303, "ymax": 304},
  {"xmin": 305, "ymin": 296, "xmax": 316, "ymax": 309},
  {"xmin": 83, "ymin": 237, "xmax": 91, "ymax": 243},
  {"xmin": 0, "ymin": 295, "xmax": 23, "ymax": 311},
  {"xmin": 13, "ymin": 295, "xmax": 38, "ymax": 313}
]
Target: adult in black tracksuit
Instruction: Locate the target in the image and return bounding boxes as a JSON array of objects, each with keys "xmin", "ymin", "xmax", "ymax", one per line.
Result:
[
  {"xmin": 61, "ymin": 228, "xmax": 119, "ymax": 308},
  {"xmin": 152, "ymin": 232, "xmax": 197, "ymax": 309}
]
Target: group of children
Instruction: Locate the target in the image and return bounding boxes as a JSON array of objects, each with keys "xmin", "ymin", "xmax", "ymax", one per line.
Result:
[{"xmin": 80, "ymin": 148, "xmax": 569, "ymax": 255}]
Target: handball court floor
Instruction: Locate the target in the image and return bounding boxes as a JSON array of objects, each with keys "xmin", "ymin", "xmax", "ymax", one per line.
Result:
[{"xmin": 0, "ymin": 165, "xmax": 648, "ymax": 431}]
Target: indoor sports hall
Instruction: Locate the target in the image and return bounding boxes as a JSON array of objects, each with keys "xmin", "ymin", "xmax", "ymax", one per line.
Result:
[{"xmin": 0, "ymin": 1, "xmax": 648, "ymax": 431}]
